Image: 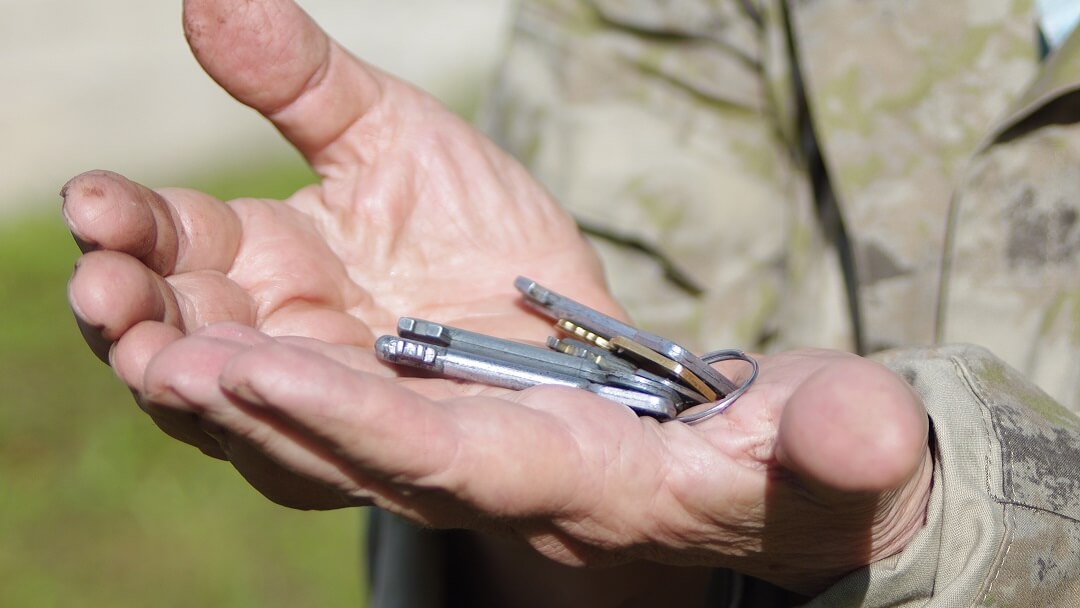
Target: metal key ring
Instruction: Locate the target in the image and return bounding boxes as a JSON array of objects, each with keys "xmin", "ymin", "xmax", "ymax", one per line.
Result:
[{"xmin": 676, "ymin": 350, "xmax": 759, "ymax": 424}]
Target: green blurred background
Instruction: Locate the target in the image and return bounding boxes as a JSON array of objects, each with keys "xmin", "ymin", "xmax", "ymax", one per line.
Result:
[
  {"xmin": 0, "ymin": 1, "xmax": 513, "ymax": 605},
  {"xmin": 0, "ymin": 160, "xmax": 367, "ymax": 607}
]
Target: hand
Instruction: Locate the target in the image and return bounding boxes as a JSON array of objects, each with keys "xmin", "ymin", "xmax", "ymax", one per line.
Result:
[
  {"xmin": 64, "ymin": 0, "xmax": 932, "ymax": 596},
  {"xmin": 146, "ymin": 325, "xmax": 931, "ymax": 596},
  {"xmin": 66, "ymin": 0, "xmax": 606, "ymax": 470}
]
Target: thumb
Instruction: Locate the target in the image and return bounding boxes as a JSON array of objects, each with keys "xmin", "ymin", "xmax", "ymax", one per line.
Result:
[
  {"xmin": 774, "ymin": 356, "xmax": 929, "ymax": 495},
  {"xmin": 182, "ymin": 0, "xmax": 396, "ymax": 169}
]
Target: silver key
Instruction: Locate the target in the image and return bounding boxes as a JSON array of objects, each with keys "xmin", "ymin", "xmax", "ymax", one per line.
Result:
[
  {"xmin": 375, "ymin": 335, "xmax": 680, "ymax": 419},
  {"xmin": 397, "ymin": 317, "xmax": 615, "ymax": 382},
  {"xmin": 398, "ymin": 318, "xmax": 699, "ymax": 410},
  {"xmin": 514, "ymin": 277, "xmax": 738, "ymax": 396},
  {"xmin": 376, "ymin": 335, "xmax": 588, "ymax": 390}
]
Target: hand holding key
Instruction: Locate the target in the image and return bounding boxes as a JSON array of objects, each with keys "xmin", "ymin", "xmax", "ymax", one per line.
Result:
[{"xmin": 63, "ymin": 0, "xmax": 932, "ymax": 597}]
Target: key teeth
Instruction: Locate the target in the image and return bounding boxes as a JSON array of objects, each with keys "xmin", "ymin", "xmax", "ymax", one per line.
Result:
[
  {"xmin": 397, "ymin": 317, "xmax": 450, "ymax": 346},
  {"xmin": 557, "ymin": 319, "xmax": 611, "ymax": 349},
  {"xmin": 375, "ymin": 336, "xmax": 439, "ymax": 367},
  {"xmin": 549, "ymin": 337, "xmax": 594, "ymax": 362},
  {"xmin": 374, "ymin": 335, "xmax": 399, "ymax": 361}
]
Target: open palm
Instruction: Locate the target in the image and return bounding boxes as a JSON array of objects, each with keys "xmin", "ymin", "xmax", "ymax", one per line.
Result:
[{"xmin": 64, "ymin": 0, "xmax": 932, "ymax": 596}]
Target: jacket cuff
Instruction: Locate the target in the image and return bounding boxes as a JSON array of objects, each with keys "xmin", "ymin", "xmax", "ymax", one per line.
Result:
[{"xmin": 805, "ymin": 344, "xmax": 1080, "ymax": 607}]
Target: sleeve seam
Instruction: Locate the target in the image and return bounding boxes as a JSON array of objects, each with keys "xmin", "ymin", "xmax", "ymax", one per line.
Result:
[
  {"xmin": 947, "ymin": 354, "xmax": 1000, "ymax": 502},
  {"xmin": 945, "ymin": 354, "xmax": 1013, "ymax": 607}
]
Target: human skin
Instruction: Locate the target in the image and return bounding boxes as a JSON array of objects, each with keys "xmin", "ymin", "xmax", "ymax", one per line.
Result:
[{"xmin": 63, "ymin": 0, "xmax": 932, "ymax": 598}]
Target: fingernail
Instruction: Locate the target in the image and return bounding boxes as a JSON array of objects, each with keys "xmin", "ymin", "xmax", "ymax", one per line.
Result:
[
  {"xmin": 222, "ymin": 380, "xmax": 267, "ymax": 407},
  {"xmin": 74, "ymin": 312, "xmax": 112, "ymax": 364},
  {"xmin": 60, "ymin": 175, "xmax": 105, "ymax": 252},
  {"xmin": 59, "ymin": 174, "xmax": 82, "ymax": 200},
  {"xmin": 62, "ymin": 201, "xmax": 99, "ymax": 253}
]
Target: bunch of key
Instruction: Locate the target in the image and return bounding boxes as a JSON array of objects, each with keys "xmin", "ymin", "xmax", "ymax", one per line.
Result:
[{"xmin": 374, "ymin": 277, "xmax": 756, "ymax": 422}]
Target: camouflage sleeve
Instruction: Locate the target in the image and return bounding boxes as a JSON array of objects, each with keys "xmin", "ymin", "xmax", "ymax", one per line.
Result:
[{"xmin": 805, "ymin": 345, "xmax": 1080, "ymax": 607}]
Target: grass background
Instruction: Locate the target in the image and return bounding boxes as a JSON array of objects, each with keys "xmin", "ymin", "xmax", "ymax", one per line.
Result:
[{"xmin": 0, "ymin": 157, "xmax": 368, "ymax": 607}]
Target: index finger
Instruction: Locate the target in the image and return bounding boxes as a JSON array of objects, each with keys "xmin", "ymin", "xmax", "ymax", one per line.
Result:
[{"xmin": 62, "ymin": 170, "xmax": 242, "ymax": 276}]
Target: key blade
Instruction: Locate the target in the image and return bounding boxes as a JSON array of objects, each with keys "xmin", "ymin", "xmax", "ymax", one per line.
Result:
[
  {"xmin": 397, "ymin": 317, "xmax": 451, "ymax": 346},
  {"xmin": 548, "ymin": 337, "xmax": 636, "ymax": 374},
  {"xmin": 514, "ymin": 276, "xmax": 555, "ymax": 306},
  {"xmin": 376, "ymin": 335, "xmax": 589, "ymax": 391},
  {"xmin": 397, "ymin": 317, "xmax": 613, "ymax": 383},
  {"xmin": 588, "ymin": 385, "xmax": 678, "ymax": 421},
  {"xmin": 515, "ymin": 277, "xmax": 738, "ymax": 396},
  {"xmin": 626, "ymin": 369, "xmax": 709, "ymax": 408},
  {"xmin": 609, "ymin": 336, "xmax": 718, "ymax": 402},
  {"xmin": 515, "ymin": 276, "xmax": 638, "ymax": 343}
]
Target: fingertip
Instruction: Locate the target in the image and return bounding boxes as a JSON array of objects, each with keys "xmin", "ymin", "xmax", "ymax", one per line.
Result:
[
  {"xmin": 61, "ymin": 169, "xmax": 122, "ymax": 205},
  {"xmin": 217, "ymin": 341, "xmax": 382, "ymax": 422},
  {"xmin": 777, "ymin": 357, "xmax": 929, "ymax": 494},
  {"xmin": 143, "ymin": 334, "xmax": 246, "ymax": 410},
  {"xmin": 68, "ymin": 250, "xmax": 179, "ymax": 342},
  {"xmin": 217, "ymin": 341, "xmax": 463, "ymax": 488},
  {"xmin": 218, "ymin": 341, "xmax": 308, "ymax": 401},
  {"xmin": 61, "ymin": 171, "xmax": 112, "ymax": 253},
  {"xmin": 67, "ymin": 253, "xmax": 116, "ymax": 355},
  {"xmin": 71, "ymin": 308, "xmax": 111, "ymax": 363},
  {"xmin": 111, "ymin": 321, "xmax": 185, "ymax": 390},
  {"xmin": 61, "ymin": 171, "xmax": 164, "ymax": 260},
  {"xmin": 183, "ymin": 0, "xmax": 331, "ymax": 113},
  {"xmin": 68, "ymin": 254, "xmax": 101, "ymax": 356},
  {"xmin": 182, "ymin": 0, "xmax": 387, "ymax": 167}
]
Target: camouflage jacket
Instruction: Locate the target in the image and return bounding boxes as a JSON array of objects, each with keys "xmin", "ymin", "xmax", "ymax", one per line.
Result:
[{"xmin": 369, "ymin": 1, "xmax": 1080, "ymax": 606}]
